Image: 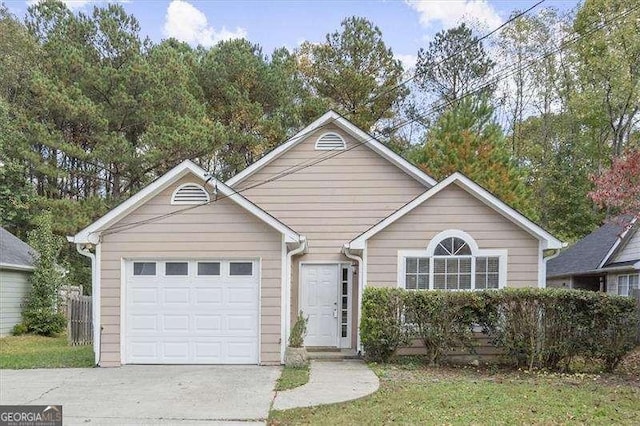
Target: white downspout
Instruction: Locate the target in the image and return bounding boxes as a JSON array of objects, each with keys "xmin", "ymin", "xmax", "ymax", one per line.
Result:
[
  {"xmin": 342, "ymin": 245, "xmax": 363, "ymax": 354},
  {"xmin": 284, "ymin": 237, "xmax": 307, "ymax": 359},
  {"xmin": 73, "ymin": 241, "xmax": 100, "ymax": 366}
]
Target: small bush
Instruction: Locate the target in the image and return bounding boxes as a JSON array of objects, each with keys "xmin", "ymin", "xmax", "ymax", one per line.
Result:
[
  {"xmin": 360, "ymin": 287, "xmax": 409, "ymax": 362},
  {"xmin": 22, "ymin": 309, "xmax": 67, "ymax": 337},
  {"xmin": 404, "ymin": 291, "xmax": 486, "ymax": 365},
  {"xmin": 11, "ymin": 323, "xmax": 28, "ymax": 336},
  {"xmin": 361, "ymin": 286, "xmax": 639, "ymax": 371},
  {"xmin": 289, "ymin": 311, "xmax": 307, "ymax": 348}
]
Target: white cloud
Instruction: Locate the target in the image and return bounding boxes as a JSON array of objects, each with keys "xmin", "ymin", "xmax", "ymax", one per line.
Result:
[
  {"xmin": 405, "ymin": 0, "xmax": 502, "ymax": 30},
  {"xmin": 163, "ymin": 0, "xmax": 247, "ymax": 47},
  {"xmin": 395, "ymin": 53, "xmax": 418, "ymax": 71}
]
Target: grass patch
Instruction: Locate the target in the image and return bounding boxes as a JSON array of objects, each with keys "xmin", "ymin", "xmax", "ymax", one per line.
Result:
[
  {"xmin": 269, "ymin": 363, "xmax": 640, "ymax": 425},
  {"xmin": 0, "ymin": 334, "xmax": 94, "ymax": 369},
  {"xmin": 275, "ymin": 364, "xmax": 310, "ymax": 391}
]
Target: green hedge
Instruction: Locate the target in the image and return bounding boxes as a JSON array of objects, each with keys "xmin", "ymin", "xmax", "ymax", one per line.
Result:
[{"xmin": 360, "ymin": 287, "xmax": 639, "ymax": 371}]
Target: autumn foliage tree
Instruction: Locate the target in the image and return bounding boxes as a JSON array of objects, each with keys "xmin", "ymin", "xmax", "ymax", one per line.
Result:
[{"xmin": 590, "ymin": 149, "xmax": 640, "ymax": 220}]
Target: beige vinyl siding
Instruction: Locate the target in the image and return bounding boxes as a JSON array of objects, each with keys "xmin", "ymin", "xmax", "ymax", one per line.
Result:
[
  {"xmin": 0, "ymin": 270, "xmax": 31, "ymax": 336},
  {"xmin": 236, "ymin": 124, "xmax": 428, "ymax": 344},
  {"xmin": 237, "ymin": 124, "xmax": 428, "ymax": 260},
  {"xmin": 612, "ymin": 229, "xmax": 640, "ymax": 263},
  {"xmin": 99, "ymin": 175, "xmax": 283, "ymax": 366},
  {"xmin": 367, "ymin": 183, "xmax": 540, "ymax": 288}
]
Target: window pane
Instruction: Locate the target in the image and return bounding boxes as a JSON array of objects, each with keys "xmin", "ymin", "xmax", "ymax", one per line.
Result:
[
  {"xmin": 230, "ymin": 262, "xmax": 253, "ymax": 276},
  {"xmin": 487, "ymin": 274, "xmax": 499, "ymax": 289},
  {"xmin": 417, "ymin": 275, "xmax": 428, "ymax": 290},
  {"xmin": 487, "ymin": 257, "xmax": 499, "ymax": 273},
  {"xmin": 342, "ymin": 268, "xmax": 349, "ymax": 281},
  {"xmin": 476, "ymin": 274, "xmax": 487, "ymax": 289},
  {"xmin": 133, "ymin": 262, "xmax": 156, "ymax": 276},
  {"xmin": 406, "ymin": 258, "xmax": 417, "ymax": 273},
  {"xmin": 198, "ymin": 262, "xmax": 220, "ymax": 276},
  {"xmin": 434, "ymin": 274, "xmax": 446, "ymax": 289},
  {"xmin": 446, "ymin": 258, "xmax": 459, "ymax": 274},
  {"xmin": 166, "ymin": 262, "xmax": 188, "ymax": 275},
  {"xmin": 342, "ymin": 282, "xmax": 348, "ymax": 295},
  {"xmin": 446, "ymin": 274, "xmax": 458, "ymax": 290},
  {"xmin": 476, "ymin": 257, "xmax": 487, "ymax": 273},
  {"xmin": 630, "ymin": 275, "xmax": 639, "ymax": 289},
  {"xmin": 434, "ymin": 259, "xmax": 445, "ymax": 274},
  {"xmin": 341, "ymin": 325, "xmax": 347, "ymax": 338},
  {"xmin": 459, "ymin": 258, "xmax": 471, "ymax": 273},
  {"xmin": 418, "ymin": 258, "xmax": 429, "ymax": 274},
  {"xmin": 460, "ymin": 274, "xmax": 471, "ymax": 289},
  {"xmin": 453, "ymin": 238, "xmax": 471, "ymax": 255},
  {"xmin": 406, "ymin": 274, "xmax": 417, "ymax": 290}
]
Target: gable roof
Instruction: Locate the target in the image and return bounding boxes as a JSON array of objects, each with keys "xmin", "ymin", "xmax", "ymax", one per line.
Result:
[
  {"xmin": 348, "ymin": 172, "xmax": 563, "ymax": 250},
  {"xmin": 70, "ymin": 160, "xmax": 303, "ymax": 245},
  {"xmin": 225, "ymin": 110, "xmax": 438, "ymax": 188},
  {"xmin": 547, "ymin": 217, "xmax": 637, "ymax": 278},
  {"xmin": 0, "ymin": 227, "xmax": 36, "ymax": 271}
]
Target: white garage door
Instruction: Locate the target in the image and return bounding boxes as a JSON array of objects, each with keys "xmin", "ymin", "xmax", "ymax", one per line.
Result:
[{"xmin": 124, "ymin": 259, "xmax": 259, "ymax": 364}]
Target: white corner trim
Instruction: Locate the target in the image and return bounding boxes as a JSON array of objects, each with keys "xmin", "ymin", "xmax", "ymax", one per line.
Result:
[
  {"xmin": 598, "ymin": 218, "xmax": 638, "ymax": 269},
  {"xmin": 225, "ymin": 110, "xmax": 437, "ymax": 188},
  {"xmin": 71, "ymin": 160, "xmax": 302, "ymax": 244},
  {"xmin": 349, "ymin": 172, "xmax": 563, "ymax": 250}
]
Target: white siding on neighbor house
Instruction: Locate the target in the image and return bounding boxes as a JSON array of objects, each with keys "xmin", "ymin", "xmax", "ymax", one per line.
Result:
[
  {"xmin": 0, "ymin": 270, "xmax": 31, "ymax": 336},
  {"xmin": 367, "ymin": 184, "xmax": 540, "ymax": 288},
  {"xmin": 99, "ymin": 174, "xmax": 283, "ymax": 366},
  {"xmin": 611, "ymin": 229, "xmax": 640, "ymax": 264}
]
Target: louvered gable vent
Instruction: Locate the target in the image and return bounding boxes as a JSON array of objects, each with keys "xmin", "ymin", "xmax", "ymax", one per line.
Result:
[
  {"xmin": 171, "ymin": 183, "xmax": 210, "ymax": 205},
  {"xmin": 315, "ymin": 132, "xmax": 346, "ymax": 150}
]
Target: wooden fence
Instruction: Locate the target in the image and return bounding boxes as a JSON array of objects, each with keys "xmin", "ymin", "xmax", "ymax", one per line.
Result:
[{"xmin": 67, "ymin": 296, "xmax": 92, "ymax": 345}]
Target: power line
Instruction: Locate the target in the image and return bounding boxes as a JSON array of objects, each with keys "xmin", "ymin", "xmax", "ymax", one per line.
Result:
[{"xmin": 101, "ymin": 1, "xmax": 638, "ymax": 236}]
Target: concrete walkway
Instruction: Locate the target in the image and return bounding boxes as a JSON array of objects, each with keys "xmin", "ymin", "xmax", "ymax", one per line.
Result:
[{"xmin": 272, "ymin": 360, "xmax": 379, "ymax": 411}]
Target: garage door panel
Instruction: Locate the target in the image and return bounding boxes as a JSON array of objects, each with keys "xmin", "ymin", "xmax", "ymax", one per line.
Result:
[{"xmin": 125, "ymin": 260, "xmax": 260, "ymax": 364}]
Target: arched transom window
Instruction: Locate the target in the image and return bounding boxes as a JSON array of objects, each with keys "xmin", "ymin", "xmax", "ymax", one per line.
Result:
[{"xmin": 399, "ymin": 230, "xmax": 506, "ymax": 291}]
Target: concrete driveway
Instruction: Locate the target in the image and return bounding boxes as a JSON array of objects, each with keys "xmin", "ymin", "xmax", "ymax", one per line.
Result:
[{"xmin": 0, "ymin": 365, "xmax": 280, "ymax": 425}]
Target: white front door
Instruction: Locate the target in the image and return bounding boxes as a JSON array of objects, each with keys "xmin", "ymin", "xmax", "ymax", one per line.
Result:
[{"xmin": 300, "ymin": 264, "xmax": 339, "ymax": 347}]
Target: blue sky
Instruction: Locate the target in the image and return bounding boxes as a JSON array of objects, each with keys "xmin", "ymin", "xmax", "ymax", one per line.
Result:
[{"xmin": 7, "ymin": 1, "xmax": 581, "ymax": 67}]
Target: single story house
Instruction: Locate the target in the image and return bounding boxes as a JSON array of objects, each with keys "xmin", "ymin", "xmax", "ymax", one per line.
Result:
[
  {"xmin": 0, "ymin": 227, "xmax": 35, "ymax": 336},
  {"xmin": 547, "ymin": 217, "xmax": 639, "ymax": 295},
  {"xmin": 69, "ymin": 111, "xmax": 563, "ymax": 367}
]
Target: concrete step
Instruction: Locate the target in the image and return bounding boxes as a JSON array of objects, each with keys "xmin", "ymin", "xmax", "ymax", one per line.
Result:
[{"xmin": 306, "ymin": 348, "xmax": 359, "ymax": 361}]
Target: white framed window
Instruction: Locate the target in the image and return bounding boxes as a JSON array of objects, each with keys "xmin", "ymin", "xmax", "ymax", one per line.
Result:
[
  {"xmin": 617, "ymin": 274, "xmax": 639, "ymax": 297},
  {"xmin": 397, "ymin": 230, "xmax": 507, "ymax": 291},
  {"xmin": 315, "ymin": 132, "xmax": 346, "ymax": 150},
  {"xmin": 171, "ymin": 183, "xmax": 210, "ymax": 205},
  {"xmin": 133, "ymin": 262, "xmax": 156, "ymax": 276},
  {"xmin": 229, "ymin": 261, "xmax": 253, "ymax": 276}
]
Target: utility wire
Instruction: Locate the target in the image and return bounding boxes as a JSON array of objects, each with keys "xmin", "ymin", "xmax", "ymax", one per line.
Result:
[{"xmin": 101, "ymin": 1, "xmax": 636, "ymax": 236}]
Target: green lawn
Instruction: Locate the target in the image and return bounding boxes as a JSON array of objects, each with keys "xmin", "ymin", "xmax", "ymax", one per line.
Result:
[
  {"xmin": 275, "ymin": 364, "xmax": 310, "ymax": 391},
  {"xmin": 269, "ymin": 362, "xmax": 640, "ymax": 425},
  {"xmin": 0, "ymin": 334, "xmax": 94, "ymax": 369}
]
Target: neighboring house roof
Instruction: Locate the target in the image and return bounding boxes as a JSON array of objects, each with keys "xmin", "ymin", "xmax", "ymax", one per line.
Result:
[
  {"xmin": 547, "ymin": 217, "xmax": 637, "ymax": 278},
  {"xmin": 70, "ymin": 160, "xmax": 304, "ymax": 245},
  {"xmin": 348, "ymin": 172, "xmax": 563, "ymax": 250},
  {"xmin": 225, "ymin": 110, "xmax": 438, "ymax": 188},
  {"xmin": 0, "ymin": 227, "xmax": 35, "ymax": 271}
]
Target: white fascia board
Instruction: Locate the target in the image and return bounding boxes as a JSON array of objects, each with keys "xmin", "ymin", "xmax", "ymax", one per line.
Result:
[
  {"xmin": 225, "ymin": 110, "xmax": 437, "ymax": 188},
  {"xmin": 349, "ymin": 172, "xmax": 564, "ymax": 250},
  {"xmin": 598, "ymin": 218, "xmax": 638, "ymax": 269},
  {"xmin": 73, "ymin": 160, "xmax": 302, "ymax": 244}
]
